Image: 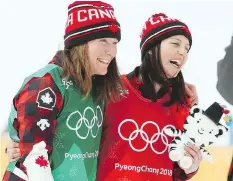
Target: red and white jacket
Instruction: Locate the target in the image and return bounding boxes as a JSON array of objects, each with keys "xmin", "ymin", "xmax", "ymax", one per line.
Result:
[{"xmin": 97, "ymin": 71, "xmax": 197, "ymax": 181}]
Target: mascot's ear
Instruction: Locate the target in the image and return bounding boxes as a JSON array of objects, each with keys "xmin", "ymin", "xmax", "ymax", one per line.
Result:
[
  {"xmin": 190, "ymin": 105, "xmax": 203, "ymax": 117},
  {"xmin": 215, "ymin": 125, "xmax": 228, "ymax": 137}
]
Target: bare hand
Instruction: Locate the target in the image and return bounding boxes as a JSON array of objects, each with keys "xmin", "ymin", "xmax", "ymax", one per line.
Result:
[
  {"xmin": 185, "ymin": 82, "xmax": 198, "ymax": 107},
  {"xmin": 178, "ymin": 144, "xmax": 202, "ymax": 174},
  {"xmin": 6, "ymin": 139, "xmax": 20, "ymax": 162}
]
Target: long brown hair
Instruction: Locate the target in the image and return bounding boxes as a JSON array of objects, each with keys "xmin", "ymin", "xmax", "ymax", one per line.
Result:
[
  {"xmin": 140, "ymin": 44, "xmax": 187, "ymax": 107},
  {"xmin": 60, "ymin": 44, "xmax": 124, "ymax": 103}
]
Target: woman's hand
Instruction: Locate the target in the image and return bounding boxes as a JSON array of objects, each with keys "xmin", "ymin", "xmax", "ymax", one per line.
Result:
[
  {"xmin": 178, "ymin": 144, "xmax": 202, "ymax": 174},
  {"xmin": 185, "ymin": 82, "xmax": 198, "ymax": 107},
  {"xmin": 6, "ymin": 139, "xmax": 20, "ymax": 162}
]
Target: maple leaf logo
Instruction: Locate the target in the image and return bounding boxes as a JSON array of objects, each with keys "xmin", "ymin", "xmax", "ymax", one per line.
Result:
[
  {"xmin": 41, "ymin": 92, "xmax": 53, "ymax": 104},
  {"xmin": 109, "ymin": 23, "xmax": 119, "ymax": 34},
  {"xmin": 35, "ymin": 155, "xmax": 49, "ymax": 168}
]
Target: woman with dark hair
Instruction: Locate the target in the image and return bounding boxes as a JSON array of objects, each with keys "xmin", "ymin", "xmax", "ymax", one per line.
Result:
[
  {"xmin": 2, "ymin": 1, "xmax": 123, "ymax": 181},
  {"xmin": 96, "ymin": 13, "xmax": 201, "ymax": 181}
]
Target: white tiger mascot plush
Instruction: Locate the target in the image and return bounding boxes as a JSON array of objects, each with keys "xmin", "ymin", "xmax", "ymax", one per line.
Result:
[{"xmin": 165, "ymin": 102, "xmax": 232, "ymax": 169}]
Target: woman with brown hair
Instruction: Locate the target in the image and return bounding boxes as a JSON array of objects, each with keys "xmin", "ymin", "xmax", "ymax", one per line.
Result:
[{"xmin": 3, "ymin": 1, "xmax": 123, "ymax": 181}]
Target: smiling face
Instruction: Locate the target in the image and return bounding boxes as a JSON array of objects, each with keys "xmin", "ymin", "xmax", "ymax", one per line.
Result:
[
  {"xmin": 185, "ymin": 113, "xmax": 219, "ymax": 146},
  {"xmin": 160, "ymin": 35, "xmax": 190, "ymax": 78},
  {"xmin": 87, "ymin": 37, "xmax": 118, "ymax": 75}
]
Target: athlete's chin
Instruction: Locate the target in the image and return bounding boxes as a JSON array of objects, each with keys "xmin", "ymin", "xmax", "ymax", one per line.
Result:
[
  {"xmin": 167, "ymin": 71, "xmax": 180, "ymax": 78},
  {"xmin": 94, "ymin": 69, "xmax": 108, "ymax": 75}
]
